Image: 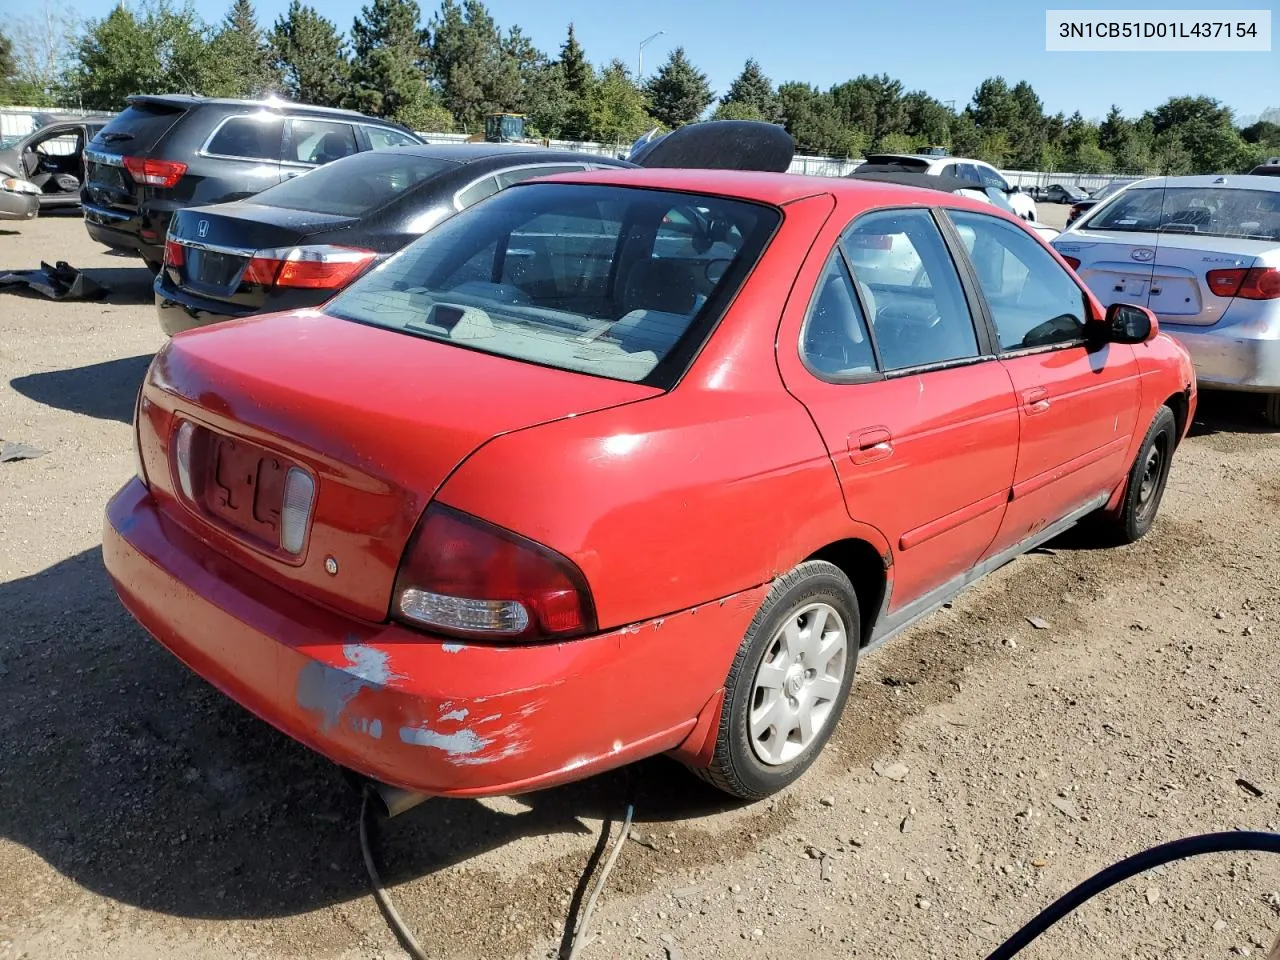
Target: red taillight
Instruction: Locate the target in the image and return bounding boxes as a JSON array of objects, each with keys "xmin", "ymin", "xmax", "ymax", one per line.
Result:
[
  {"xmin": 164, "ymin": 238, "xmax": 185, "ymax": 267},
  {"xmin": 1207, "ymin": 267, "xmax": 1280, "ymax": 301},
  {"xmin": 242, "ymin": 245, "xmax": 377, "ymax": 290},
  {"xmin": 1061, "ymin": 255, "xmax": 1081, "ymax": 271},
  {"xmin": 392, "ymin": 504, "xmax": 597, "ymax": 643},
  {"xmin": 122, "ymin": 156, "xmax": 187, "ymax": 188}
]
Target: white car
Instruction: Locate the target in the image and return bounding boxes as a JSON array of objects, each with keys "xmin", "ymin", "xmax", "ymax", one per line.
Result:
[
  {"xmin": 1053, "ymin": 174, "xmax": 1280, "ymax": 425},
  {"xmin": 860, "ymin": 153, "xmax": 1039, "ymax": 221}
]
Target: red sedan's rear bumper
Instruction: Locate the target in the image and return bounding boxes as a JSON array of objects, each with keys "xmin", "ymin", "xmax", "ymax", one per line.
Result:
[{"xmin": 103, "ymin": 479, "xmax": 765, "ymax": 797}]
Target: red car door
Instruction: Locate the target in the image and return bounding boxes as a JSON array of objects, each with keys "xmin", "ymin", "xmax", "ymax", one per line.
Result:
[
  {"xmin": 779, "ymin": 208, "xmax": 1019, "ymax": 619},
  {"xmin": 945, "ymin": 210, "xmax": 1141, "ymax": 559}
]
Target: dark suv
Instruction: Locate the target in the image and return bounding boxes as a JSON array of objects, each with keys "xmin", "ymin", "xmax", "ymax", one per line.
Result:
[{"xmin": 81, "ymin": 95, "xmax": 423, "ymax": 269}]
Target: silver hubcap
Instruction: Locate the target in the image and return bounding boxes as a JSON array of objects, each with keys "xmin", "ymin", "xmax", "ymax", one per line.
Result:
[{"xmin": 749, "ymin": 602, "xmax": 848, "ymax": 766}]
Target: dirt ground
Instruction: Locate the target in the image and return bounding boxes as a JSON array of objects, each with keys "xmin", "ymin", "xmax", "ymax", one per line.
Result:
[{"xmin": 1, "ymin": 209, "xmax": 1278, "ymax": 960}]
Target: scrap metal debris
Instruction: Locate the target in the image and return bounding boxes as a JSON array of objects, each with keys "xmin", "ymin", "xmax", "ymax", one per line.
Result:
[
  {"xmin": 0, "ymin": 261, "xmax": 109, "ymax": 301},
  {"xmin": 0, "ymin": 440, "xmax": 48, "ymax": 463}
]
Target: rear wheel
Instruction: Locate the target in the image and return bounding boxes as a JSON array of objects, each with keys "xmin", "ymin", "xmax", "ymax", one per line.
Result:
[
  {"xmin": 693, "ymin": 561, "xmax": 860, "ymax": 800},
  {"xmin": 1263, "ymin": 394, "xmax": 1280, "ymax": 429},
  {"xmin": 1102, "ymin": 405, "xmax": 1177, "ymax": 544}
]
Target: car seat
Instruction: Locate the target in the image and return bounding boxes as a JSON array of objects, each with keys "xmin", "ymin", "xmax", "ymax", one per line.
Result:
[
  {"xmin": 609, "ymin": 259, "xmax": 700, "ymax": 354},
  {"xmin": 313, "ymin": 132, "xmax": 352, "ymax": 165}
]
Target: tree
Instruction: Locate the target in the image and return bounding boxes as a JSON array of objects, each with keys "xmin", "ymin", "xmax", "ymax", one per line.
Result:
[
  {"xmin": 8, "ymin": 0, "xmax": 80, "ymax": 105},
  {"xmin": 522, "ymin": 61, "xmax": 569, "ymax": 138},
  {"xmin": 1241, "ymin": 120, "xmax": 1280, "ymax": 148},
  {"xmin": 779, "ymin": 82, "xmax": 859, "ymax": 156},
  {"xmin": 348, "ymin": 0, "xmax": 441, "ymax": 128},
  {"xmin": 1008, "ymin": 80, "xmax": 1047, "ymax": 169},
  {"xmin": 430, "ymin": 0, "xmax": 522, "ymax": 132},
  {"xmin": 1146, "ymin": 95, "xmax": 1249, "ymax": 173},
  {"xmin": 269, "ymin": 2, "xmax": 350, "ymax": 108},
  {"xmin": 644, "ymin": 47, "xmax": 712, "ymax": 128},
  {"xmin": 556, "ymin": 23, "xmax": 592, "ymax": 140},
  {"xmin": 0, "ymin": 29, "xmax": 16, "ymax": 104},
  {"xmin": 589, "ymin": 59, "xmax": 652, "ymax": 144},
  {"xmin": 69, "ymin": 1, "xmax": 213, "ymax": 111},
  {"xmin": 829, "ymin": 74, "xmax": 905, "ymax": 149},
  {"xmin": 903, "ymin": 91, "xmax": 952, "ymax": 146},
  {"xmin": 207, "ymin": 0, "xmax": 278, "ymax": 99},
  {"xmin": 717, "ymin": 58, "xmax": 777, "ymax": 121},
  {"xmin": 969, "ymin": 77, "xmax": 1020, "ymax": 135}
]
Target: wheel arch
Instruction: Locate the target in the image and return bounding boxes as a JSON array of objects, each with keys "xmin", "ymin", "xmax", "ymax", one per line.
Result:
[{"xmin": 804, "ymin": 537, "xmax": 888, "ymax": 646}]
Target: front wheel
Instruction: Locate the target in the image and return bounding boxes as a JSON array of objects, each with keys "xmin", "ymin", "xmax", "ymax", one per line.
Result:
[
  {"xmin": 1104, "ymin": 405, "xmax": 1178, "ymax": 544},
  {"xmin": 693, "ymin": 561, "xmax": 860, "ymax": 800}
]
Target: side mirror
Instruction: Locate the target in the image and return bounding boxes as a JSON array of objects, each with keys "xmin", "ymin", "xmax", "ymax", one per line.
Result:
[{"xmin": 1099, "ymin": 302, "xmax": 1158, "ymax": 344}]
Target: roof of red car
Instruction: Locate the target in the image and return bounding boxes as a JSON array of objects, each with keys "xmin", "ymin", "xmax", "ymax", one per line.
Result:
[{"xmin": 539, "ymin": 167, "xmax": 964, "ymax": 208}]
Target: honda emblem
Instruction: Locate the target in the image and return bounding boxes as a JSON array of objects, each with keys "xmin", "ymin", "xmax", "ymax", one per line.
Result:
[{"xmin": 197, "ymin": 219, "xmax": 209, "ymax": 239}]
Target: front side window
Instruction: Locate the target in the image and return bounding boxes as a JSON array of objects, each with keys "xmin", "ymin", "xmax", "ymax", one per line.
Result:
[
  {"xmin": 949, "ymin": 209, "xmax": 1089, "ymax": 351},
  {"xmin": 975, "ymin": 163, "xmax": 1010, "ymax": 191},
  {"xmin": 365, "ymin": 126, "xmax": 420, "ymax": 150},
  {"xmin": 842, "ymin": 208, "xmax": 980, "ymax": 371},
  {"xmin": 326, "ymin": 183, "xmax": 779, "ymax": 385},
  {"xmin": 288, "ymin": 119, "xmax": 359, "ymax": 165},
  {"xmin": 206, "ymin": 115, "xmax": 284, "ymax": 160}
]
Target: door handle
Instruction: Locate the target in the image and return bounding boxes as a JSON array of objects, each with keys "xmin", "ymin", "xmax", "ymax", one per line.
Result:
[
  {"xmin": 1022, "ymin": 387, "xmax": 1051, "ymax": 415},
  {"xmin": 849, "ymin": 427, "xmax": 893, "ymax": 464}
]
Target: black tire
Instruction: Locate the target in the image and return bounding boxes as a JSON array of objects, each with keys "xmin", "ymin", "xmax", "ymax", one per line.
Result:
[
  {"xmin": 1264, "ymin": 394, "xmax": 1280, "ymax": 429},
  {"xmin": 692, "ymin": 561, "xmax": 860, "ymax": 800},
  {"xmin": 1104, "ymin": 405, "xmax": 1178, "ymax": 544}
]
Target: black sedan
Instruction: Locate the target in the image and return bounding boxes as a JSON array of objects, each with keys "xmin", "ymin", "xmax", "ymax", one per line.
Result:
[{"xmin": 155, "ymin": 144, "xmax": 633, "ymax": 335}]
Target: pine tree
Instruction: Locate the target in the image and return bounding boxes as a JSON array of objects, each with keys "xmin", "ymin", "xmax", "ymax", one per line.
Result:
[
  {"xmin": 268, "ymin": 2, "xmax": 350, "ymax": 108},
  {"xmin": 644, "ymin": 47, "xmax": 712, "ymax": 128},
  {"xmin": 348, "ymin": 0, "xmax": 443, "ymax": 128},
  {"xmin": 0, "ymin": 29, "xmax": 16, "ymax": 104},
  {"xmin": 208, "ymin": 0, "xmax": 279, "ymax": 99},
  {"xmin": 430, "ymin": 0, "xmax": 523, "ymax": 132},
  {"xmin": 556, "ymin": 23, "xmax": 593, "ymax": 140},
  {"xmin": 715, "ymin": 58, "xmax": 777, "ymax": 121}
]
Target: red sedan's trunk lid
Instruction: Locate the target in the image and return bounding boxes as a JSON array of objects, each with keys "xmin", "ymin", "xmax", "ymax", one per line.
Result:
[{"xmin": 140, "ymin": 310, "xmax": 659, "ymax": 622}]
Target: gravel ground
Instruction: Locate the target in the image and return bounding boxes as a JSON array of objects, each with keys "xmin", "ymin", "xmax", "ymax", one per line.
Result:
[{"xmin": 2, "ymin": 211, "xmax": 1278, "ymax": 960}]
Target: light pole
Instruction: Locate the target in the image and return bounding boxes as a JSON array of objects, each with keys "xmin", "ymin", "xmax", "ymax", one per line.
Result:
[{"xmin": 638, "ymin": 31, "xmax": 665, "ymax": 79}]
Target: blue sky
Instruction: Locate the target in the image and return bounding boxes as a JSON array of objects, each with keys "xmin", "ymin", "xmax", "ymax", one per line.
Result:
[{"xmin": 3, "ymin": 0, "xmax": 1276, "ymax": 121}]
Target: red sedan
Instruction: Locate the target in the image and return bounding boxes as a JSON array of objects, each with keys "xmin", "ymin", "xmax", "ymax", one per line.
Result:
[{"xmin": 104, "ymin": 168, "xmax": 1196, "ymax": 804}]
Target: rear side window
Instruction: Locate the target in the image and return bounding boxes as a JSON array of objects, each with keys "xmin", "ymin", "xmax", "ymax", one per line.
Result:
[
  {"xmin": 253, "ymin": 151, "xmax": 459, "ymax": 217},
  {"xmin": 365, "ymin": 126, "xmax": 420, "ymax": 150},
  {"xmin": 843, "ymin": 208, "xmax": 980, "ymax": 371},
  {"xmin": 288, "ymin": 119, "xmax": 359, "ymax": 165},
  {"xmin": 949, "ymin": 210, "xmax": 1088, "ymax": 351},
  {"xmin": 496, "ymin": 164, "xmax": 585, "ymax": 188},
  {"xmin": 205, "ymin": 115, "xmax": 284, "ymax": 160},
  {"xmin": 801, "ymin": 253, "xmax": 877, "ymax": 377},
  {"xmin": 91, "ymin": 102, "xmax": 188, "ymax": 152},
  {"xmin": 326, "ymin": 183, "xmax": 779, "ymax": 386}
]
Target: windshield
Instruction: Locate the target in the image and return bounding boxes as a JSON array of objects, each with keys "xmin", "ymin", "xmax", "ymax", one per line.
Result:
[
  {"xmin": 1084, "ymin": 186, "xmax": 1280, "ymax": 240},
  {"xmin": 254, "ymin": 151, "xmax": 458, "ymax": 217},
  {"xmin": 326, "ymin": 182, "xmax": 780, "ymax": 386}
]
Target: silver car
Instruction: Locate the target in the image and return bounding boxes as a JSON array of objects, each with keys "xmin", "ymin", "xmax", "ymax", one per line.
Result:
[{"xmin": 1053, "ymin": 175, "xmax": 1280, "ymax": 425}]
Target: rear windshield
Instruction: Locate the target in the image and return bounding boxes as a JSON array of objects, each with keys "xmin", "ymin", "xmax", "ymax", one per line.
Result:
[
  {"xmin": 91, "ymin": 101, "xmax": 188, "ymax": 152},
  {"xmin": 326, "ymin": 182, "xmax": 780, "ymax": 386},
  {"xmin": 1084, "ymin": 186, "xmax": 1280, "ymax": 241},
  {"xmin": 254, "ymin": 151, "xmax": 459, "ymax": 217}
]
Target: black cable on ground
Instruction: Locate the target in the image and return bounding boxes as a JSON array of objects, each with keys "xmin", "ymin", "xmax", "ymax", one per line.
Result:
[
  {"xmin": 985, "ymin": 831, "xmax": 1280, "ymax": 960},
  {"xmin": 359, "ymin": 788, "xmax": 432, "ymax": 960}
]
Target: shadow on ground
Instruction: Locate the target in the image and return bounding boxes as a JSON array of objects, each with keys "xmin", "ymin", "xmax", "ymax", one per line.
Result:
[
  {"xmin": 1188, "ymin": 390, "xmax": 1275, "ymax": 437},
  {"xmin": 9, "ymin": 354, "xmax": 152, "ymax": 424},
  {"xmin": 0, "ymin": 548, "xmax": 741, "ymax": 924}
]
